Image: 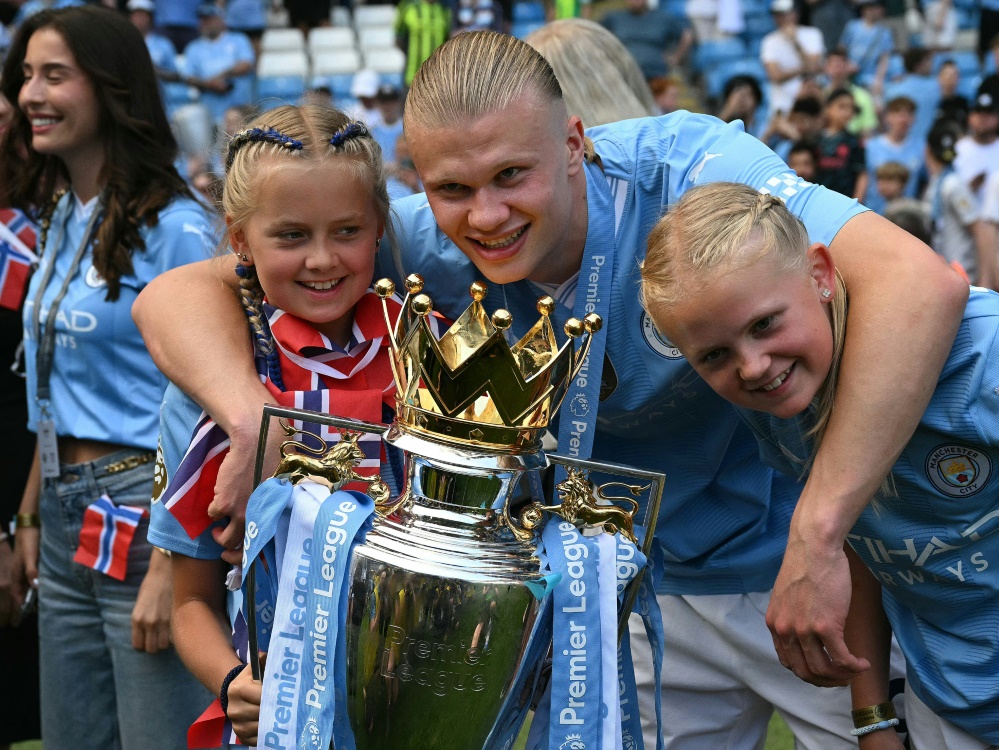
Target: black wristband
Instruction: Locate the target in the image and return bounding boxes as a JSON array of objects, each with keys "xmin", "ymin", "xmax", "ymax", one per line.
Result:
[{"xmin": 220, "ymin": 663, "xmax": 247, "ymax": 717}]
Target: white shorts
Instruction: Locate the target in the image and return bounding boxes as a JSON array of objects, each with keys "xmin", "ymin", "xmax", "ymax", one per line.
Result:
[
  {"xmin": 628, "ymin": 591, "xmax": 856, "ymax": 750},
  {"xmin": 906, "ymin": 688, "xmax": 997, "ymax": 750}
]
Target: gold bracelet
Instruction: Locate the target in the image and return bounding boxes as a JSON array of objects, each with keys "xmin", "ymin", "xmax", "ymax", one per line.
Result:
[
  {"xmin": 15, "ymin": 513, "xmax": 41, "ymax": 529},
  {"xmin": 154, "ymin": 546, "xmax": 172, "ymax": 559},
  {"xmin": 852, "ymin": 702, "xmax": 897, "ymax": 728}
]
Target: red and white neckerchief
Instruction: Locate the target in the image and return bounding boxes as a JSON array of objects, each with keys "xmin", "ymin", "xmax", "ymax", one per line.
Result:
[{"xmin": 162, "ymin": 290, "xmax": 411, "ymax": 539}]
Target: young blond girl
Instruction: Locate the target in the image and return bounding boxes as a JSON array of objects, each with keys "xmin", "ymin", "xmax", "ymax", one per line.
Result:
[
  {"xmin": 147, "ymin": 104, "xmax": 404, "ymax": 747},
  {"xmin": 641, "ymin": 182, "xmax": 999, "ymax": 750}
]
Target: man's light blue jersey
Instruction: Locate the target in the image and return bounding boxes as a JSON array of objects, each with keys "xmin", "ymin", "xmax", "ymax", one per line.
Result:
[
  {"xmin": 741, "ymin": 288, "xmax": 999, "ymax": 743},
  {"xmin": 22, "ymin": 194, "xmax": 215, "ymax": 450},
  {"xmin": 378, "ymin": 112, "xmax": 866, "ymax": 595}
]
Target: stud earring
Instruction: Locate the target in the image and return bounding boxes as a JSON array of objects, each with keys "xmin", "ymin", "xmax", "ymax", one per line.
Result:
[
  {"xmin": 821, "ymin": 288, "xmax": 832, "ymax": 299},
  {"xmin": 375, "ymin": 238, "xmax": 381, "ymax": 248},
  {"xmin": 236, "ymin": 252, "xmax": 249, "ymax": 262}
]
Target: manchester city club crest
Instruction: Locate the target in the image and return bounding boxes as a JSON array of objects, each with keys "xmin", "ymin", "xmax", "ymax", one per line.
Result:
[
  {"xmin": 640, "ymin": 311, "xmax": 683, "ymax": 359},
  {"xmin": 926, "ymin": 445, "xmax": 992, "ymax": 498}
]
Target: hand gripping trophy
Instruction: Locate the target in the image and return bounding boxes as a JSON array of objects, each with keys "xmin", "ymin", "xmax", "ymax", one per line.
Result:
[{"xmin": 243, "ymin": 275, "xmax": 664, "ymax": 750}]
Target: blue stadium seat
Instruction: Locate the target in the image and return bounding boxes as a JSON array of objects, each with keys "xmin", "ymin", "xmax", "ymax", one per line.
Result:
[
  {"xmin": 742, "ymin": 12, "xmax": 775, "ymax": 40},
  {"xmin": 956, "ymin": 5, "xmax": 979, "ymax": 30},
  {"xmin": 958, "ymin": 74, "xmax": 983, "ymax": 101},
  {"xmin": 950, "ymin": 50, "xmax": 983, "ymax": 77},
  {"xmin": 311, "ymin": 73, "xmax": 356, "ymax": 99},
  {"xmin": 512, "ymin": 20, "xmax": 546, "ymax": 39},
  {"xmin": 512, "ymin": 1, "xmax": 545, "ymax": 22},
  {"xmin": 256, "ymin": 75, "xmax": 306, "ymax": 109},
  {"xmin": 692, "ymin": 38, "xmax": 747, "ymax": 73}
]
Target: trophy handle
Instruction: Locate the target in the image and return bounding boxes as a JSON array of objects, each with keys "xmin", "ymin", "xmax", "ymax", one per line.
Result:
[{"xmin": 247, "ymin": 405, "xmax": 393, "ymax": 680}]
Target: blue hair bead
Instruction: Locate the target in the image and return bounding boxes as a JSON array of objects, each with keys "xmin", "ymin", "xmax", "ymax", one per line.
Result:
[
  {"xmin": 330, "ymin": 122, "xmax": 370, "ymax": 149},
  {"xmin": 225, "ymin": 127, "xmax": 304, "ymax": 170},
  {"xmin": 235, "ymin": 264, "xmax": 249, "ymax": 278}
]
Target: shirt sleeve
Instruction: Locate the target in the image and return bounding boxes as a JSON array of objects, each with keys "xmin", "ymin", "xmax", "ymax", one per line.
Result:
[
  {"xmin": 850, "ymin": 138, "xmax": 867, "ymax": 176},
  {"xmin": 946, "ymin": 177, "xmax": 980, "ymax": 227},
  {"xmin": 146, "ymin": 201, "xmax": 218, "ymax": 276},
  {"xmin": 235, "ymin": 32, "xmax": 255, "ymax": 64}
]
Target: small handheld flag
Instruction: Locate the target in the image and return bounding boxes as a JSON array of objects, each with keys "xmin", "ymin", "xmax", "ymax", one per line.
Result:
[
  {"xmin": 0, "ymin": 208, "xmax": 38, "ymax": 312},
  {"xmin": 73, "ymin": 494, "xmax": 147, "ymax": 581}
]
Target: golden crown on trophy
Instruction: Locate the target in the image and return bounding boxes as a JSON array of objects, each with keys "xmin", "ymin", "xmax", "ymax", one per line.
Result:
[{"xmin": 374, "ymin": 274, "xmax": 601, "ymax": 452}]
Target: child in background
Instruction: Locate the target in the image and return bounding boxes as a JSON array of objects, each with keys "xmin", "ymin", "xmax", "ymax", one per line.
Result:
[
  {"xmin": 766, "ymin": 95, "xmax": 823, "ymax": 162},
  {"xmin": 641, "ymin": 181, "xmax": 999, "ymax": 750},
  {"xmin": 923, "ymin": 121, "xmax": 997, "ymax": 288},
  {"xmin": 934, "ymin": 59, "xmax": 968, "ymax": 131},
  {"xmin": 148, "ymin": 105, "xmax": 407, "ymax": 747},
  {"xmin": 787, "ymin": 141, "xmax": 818, "ymax": 182},
  {"xmin": 873, "ymin": 161, "xmax": 911, "ymax": 214},
  {"xmin": 815, "ymin": 88, "xmax": 867, "ymax": 199},
  {"xmin": 864, "ymin": 96, "xmax": 924, "ymax": 214}
]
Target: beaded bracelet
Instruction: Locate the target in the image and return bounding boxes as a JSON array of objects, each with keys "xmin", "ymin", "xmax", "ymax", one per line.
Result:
[
  {"xmin": 850, "ymin": 718, "xmax": 900, "ymax": 737},
  {"xmin": 220, "ymin": 663, "xmax": 247, "ymax": 717}
]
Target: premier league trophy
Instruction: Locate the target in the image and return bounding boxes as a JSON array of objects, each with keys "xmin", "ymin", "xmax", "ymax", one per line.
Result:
[{"xmin": 247, "ymin": 275, "xmax": 663, "ymax": 750}]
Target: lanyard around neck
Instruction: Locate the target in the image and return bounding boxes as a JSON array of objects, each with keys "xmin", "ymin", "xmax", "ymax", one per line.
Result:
[{"xmin": 32, "ymin": 195, "xmax": 104, "ymax": 406}]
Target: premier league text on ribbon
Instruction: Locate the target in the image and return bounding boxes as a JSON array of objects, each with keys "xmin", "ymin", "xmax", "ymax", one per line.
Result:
[{"xmin": 558, "ymin": 521, "xmax": 590, "ymax": 727}]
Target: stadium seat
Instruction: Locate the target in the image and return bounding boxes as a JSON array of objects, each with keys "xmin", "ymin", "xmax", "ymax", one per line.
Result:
[
  {"xmin": 692, "ymin": 38, "xmax": 747, "ymax": 73},
  {"xmin": 258, "ymin": 50, "xmax": 309, "ymax": 78},
  {"xmin": 949, "ymin": 50, "xmax": 983, "ymax": 77},
  {"xmin": 958, "ymin": 74, "xmax": 983, "ymax": 101},
  {"xmin": 363, "ymin": 46, "xmax": 406, "ymax": 75},
  {"xmin": 512, "ymin": 20, "xmax": 546, "ymax": 39},
  {"xmin": 354, "ymin": 5, "xmax": 398, "ymax": 29},
  {"xmin": 308, "ymin": 27, "xmax": 357, "ymax": 56},
  {"xmin": 512, "ymin": 1, "xmax": 545, "ymax": 22},
  {"xmin": 312, "ymin": 49, "xmax": 363, "ymax": 76},
  {"xmin": 311, "ymin": 72, "xmax": 356, "ymax": 99},
  {"xmin": 256, "ymin": 76, "xmax": 307, "ymax": 109},
  {"xmin": 358, "ymin": 26, "xmax": 396, "ymax": 51},
  {"xmin": 261, "ymin": 28, "xmax": 306, "ymax": 54},
  {"xmin": 331, "ymin": 6, "xmax": 352, "ymax": 27}
]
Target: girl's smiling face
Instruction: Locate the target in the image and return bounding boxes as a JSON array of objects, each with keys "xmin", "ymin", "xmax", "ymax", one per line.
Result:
[
  {"xmin": 230, "ymin": 156, "xmax": 383, "ymax": 347},
  {"xmin": 654, "ymin": 243, "xmax": 838, "ymax": 419}
]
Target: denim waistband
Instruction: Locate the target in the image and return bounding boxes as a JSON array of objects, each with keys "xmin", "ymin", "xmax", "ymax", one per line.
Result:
[{"xmin": 56, "ymin": 448, "xmax": 156, "ymax": 482}]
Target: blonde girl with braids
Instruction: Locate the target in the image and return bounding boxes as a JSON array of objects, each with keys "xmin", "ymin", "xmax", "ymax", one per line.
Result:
[
  {"xmin": 148, "ymin": 104, "xmax": 403, "ymax": 748},
  {"xmin": 642, "ymin": 181, "xmax": 999, "ymax": 750},
  {"xmin": 0, "ymin": 7, "xmax": 217, "ymax": 749}
]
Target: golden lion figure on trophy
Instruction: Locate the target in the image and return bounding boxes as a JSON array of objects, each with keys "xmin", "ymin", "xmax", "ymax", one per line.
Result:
[
  {"xmin": 273, "ymin": 423, "xmax": 390, "ymax": 502},
  {"xmin": 516, "ymin": 466, "xmax": 647, "ymax": 543}
]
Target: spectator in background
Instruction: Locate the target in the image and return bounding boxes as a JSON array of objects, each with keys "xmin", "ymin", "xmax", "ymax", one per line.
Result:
[
  {"xmin": 921, "ymin": 0, "xmax": 957, "ymax": 51},
  {"xmin": 224, "ymin": 0, "xmax": 267, "ymax": 57},
  {"xmin": 453, "ymin": 0, "xmax": 505, "ymax": 34},
  {"xmin": 807, "ymin": 0, "xmax": 853, "ymax": 53},
  {"xmin": 396, "ymin": 0, "xmax": 451, "ymax": 86},
  {"xmin": 981, "ymin": 170, "xmax": 999, "ymax": 279},
  {"xmin": 924, "ymin": 121, "xmax": 997, "ymax": 287},
  {"xmin": 954, "ymin": 93, "xmax": 999, "ymax": 201},
  {"xmin": 372, "ymin": 83, "xmax": 404, "ymax": 163},
  {"xmin": 874, "ymin": 160, "xmax": 910, "ymax": 208},
  {"xmin": 650, "ymin": 75, "xmax": 681, "ymax": 114},
  {"xmin": 547, "ymin": 0, "xmax": 592, "ymax": 21},
  {"xmin": 601, "ymin": 0, "xmax": 693, "ymax": 81},
  {"xmin": 883, "ymin": 0, "xmax": 909, "ymax": 52},
  {"xmin": 935, "ymin": 58, "xmax": 968, "ymax": 130},
  {"xmin": 884, "ymin": 198, "xmax": 933, "ymax": 243},
  {"xmin": 816, "ymin": 87, "xmax": 867, "ymax": 198},
  {"xmin": 526, "ymin": 19, "xmax": 657, "ymax": 128},
  {"xmin": 823, "ymin": 49, "xmax": 879, "ymax": 136},
  {"xmin": 787, "ymin": 139, "xmax": 819, "ymax": 180},
  {"xmin": 286, "ymin": 0, "xmax": 332, "ymax": 35},
  {"xmin": 718, "ymin": 73, "xmax": 764, "ymax": 137},
  {"xmin": 884, "ymin": 47, "xmax": 941, "ymax": 143},
  {"xmin": 761, "ymin": 0, "xmax": 824, "ymax": 117},
  {"xmin": 386, "ymin": 133, "xmax": 421, "ymax": 200},
  {"xmin": 153, "ymin": 0, "xmax": 201, "ymax": 52},
  {"xmin": 864, "ymin": 96, "xmax": 924, "ymax": 213},
  {"xmin": 839, "ymin": 0, "xmax": 893, "ymax": 95},
  {"xmin": 348, "ymin": 69, "xmax": 384, "ymax": 126},
  {"xmin": 765, "ymin": 94, "xmax": 823, "ymax": 160},
  {"xmin": 11, "ymin": 0, "xmax": 83, "ymax": 28},
  {"xmin": 301, "ymin": 85, "xmax": 334, "ymax": 108},
  {"xmin": 128, "ymin": 0, "xmax": 180, "ymax": 93},
  {"xmin": 182, "ymin": 3, "xmax": 254, "ymax": 126}
]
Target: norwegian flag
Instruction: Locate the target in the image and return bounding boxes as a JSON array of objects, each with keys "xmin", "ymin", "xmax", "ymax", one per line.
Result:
[
  {"xmin": 162, "ymin": 290, "xmax": 417, "ymax": 540},
  {"xmin": 159, "ymin": 415, "xmax": 232, "ymax": 538},
  {"xmin": 0, "ymin": 208, "xmax": 38, "ymax": 311},
  {"xmin": 72, "ymin": 494, "xmax": 147, "ymax": 581}
]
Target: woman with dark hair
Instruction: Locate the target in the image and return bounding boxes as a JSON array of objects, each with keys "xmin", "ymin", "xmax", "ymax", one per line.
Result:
[{"xmin": 0, "ymin": 6, "xmax": 215, "ymax": 748}]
